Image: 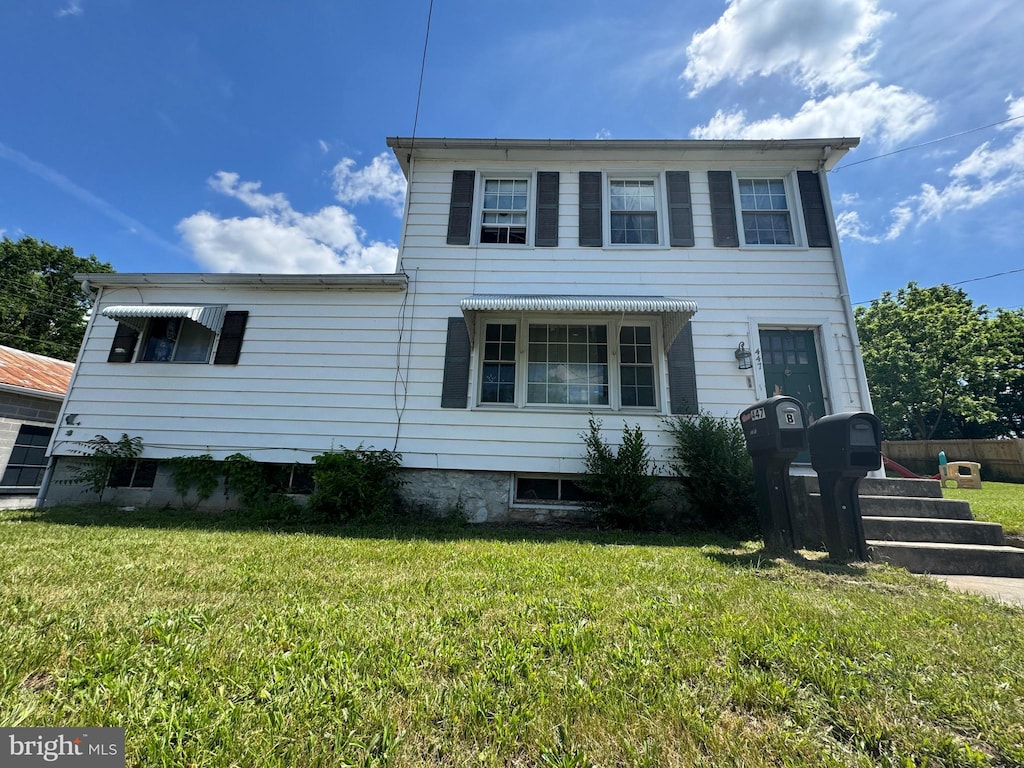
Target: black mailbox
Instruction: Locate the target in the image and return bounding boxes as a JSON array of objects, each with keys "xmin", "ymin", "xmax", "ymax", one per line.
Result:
[
  {"xmin": 808, "ymin": 412, "xmax": 882, "ymax": 562},
  {"xmin": 739, "ymin": 396, "xmax": 808, "ymax": 551}
]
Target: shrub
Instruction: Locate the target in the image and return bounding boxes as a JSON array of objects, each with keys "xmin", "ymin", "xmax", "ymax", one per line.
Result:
[
  {"xmin": 308, "ymin": 446, "xmax": 403, "ymax": 523},
  {"xmin": 576, "ymin": 417, "xmax": 660, "ymax": 530},
  {"xmin": 665, "ymin": 413, "xmax": 756, "ymax": 531},
  {"xmin": 167, "ymin": 454, "xmax": 219, "ymax": 506}
]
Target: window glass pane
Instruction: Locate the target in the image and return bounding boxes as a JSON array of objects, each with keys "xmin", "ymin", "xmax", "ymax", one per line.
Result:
[
  {"xmin": 481, "ymin": 178, "xmax": 528, "ymax": 244},
  {"xmin": 527, "ymin": 323, "xmax": 608, "ymax": 405},
  {"xmin": 174, "ymin": 320, "xmax": 214, "ymax": 362},
  {"xmin": 481, "ymin": 323, "xmax": 518, "ymax": 403},
  {"xmin": 141, "ymin": 317, "xmax": 179, "ymax": 361},
  {"xmin": 619, "ymin": 325, "xmax": 656, "ymax": 408},
  {"xmin": 516, "ymin": 477, "xmax": 559, "ymax": 502}
]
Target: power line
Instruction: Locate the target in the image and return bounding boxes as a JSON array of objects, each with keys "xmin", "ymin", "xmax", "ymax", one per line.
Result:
[
  {"xmin": 410, "ymin": 0, "xmax": 435, "ymax": 146},
  {"xmin": 832, "ymin": 113, "xmax": 1024, "ymax": 172},
  {"xmin": 853, "ymin": 266, "xmax": 1024, "ymax": 306}
]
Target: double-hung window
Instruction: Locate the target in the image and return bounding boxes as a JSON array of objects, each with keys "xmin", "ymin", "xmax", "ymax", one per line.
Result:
[
  {"xmin": 477, "ymin": 319, "xmax": 658, "ymax": 409},
  {"xmin": 609, "ymin": 179, "xmax": 659, "ymax": 244},
  {"xmin": 737, "ymin": 177, "xmax": 794, "ymax": 245},
  {"xmin": 480, "ymin": 178, "xmax": 528, "ymax": 244}
]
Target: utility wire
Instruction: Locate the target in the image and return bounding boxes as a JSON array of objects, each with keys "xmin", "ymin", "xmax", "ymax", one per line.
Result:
[
  {"xmin": 410, "ymin": 0, "xmax": 435, "ymax": 147},
  {"xmin": 853, "ymin": 266, "xmax": 1024, "ymax": 306},
  {"xmin": 833, "ymin": 113, "xmax": 1024, "ymax": 172}
]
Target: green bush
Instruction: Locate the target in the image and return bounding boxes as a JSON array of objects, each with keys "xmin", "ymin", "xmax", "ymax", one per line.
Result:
[
  {"xmin": 576, "ymin": 417, "xmax": 660, "ymax": 530},
  {"xmin": 167, "ymin": 454, "xmax": 219, "ymax": 506},
  {"xmin": 308, "ymin": 446, "xmax": 403, "ymax": 523},
  {"xmin": 665, "ymin": 413, "xmax": 756, "ymax": 532}
]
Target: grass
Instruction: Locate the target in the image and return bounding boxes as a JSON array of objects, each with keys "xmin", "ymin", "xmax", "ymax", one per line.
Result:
[
  {"xmin": 2, "ymin": 505, "xmax": 1023, "ymax": 767},
  {"xmin": 941, "ymin": 480, "xmax": 1024, "ymax": 537}
]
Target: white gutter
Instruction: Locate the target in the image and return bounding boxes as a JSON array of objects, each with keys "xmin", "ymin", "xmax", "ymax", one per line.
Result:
[
  {"xmin": 0, "ymin": 382, "xmax": 66, "ymax": 401},
  {"xmin": 73, "ymin": 273, "xmax": 409, "ymax": 290},
  {"xmin": 819, "ymin": 171, "xmax": 874, "ymax": 415}
]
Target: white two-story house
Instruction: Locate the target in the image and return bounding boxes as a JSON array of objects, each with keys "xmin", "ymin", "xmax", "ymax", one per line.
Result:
[{"xmin": 41, "ymin": 136, "xmax": 870, "ymax": 521}]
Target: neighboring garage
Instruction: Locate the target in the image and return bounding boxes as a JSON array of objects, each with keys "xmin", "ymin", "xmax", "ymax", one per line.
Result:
[{"xmin": 0, "ymin": 345, "xmax": 73, "ymax": 508}]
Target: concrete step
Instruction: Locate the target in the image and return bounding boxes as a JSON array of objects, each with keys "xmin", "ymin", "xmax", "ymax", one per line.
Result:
[
  {"xmin": 804, "ymin": 476, "xmax": 942, "ymax": 498},
  {"xmin": 809, "ymin": 493, "xmax": 973, "ymax": 520},
  {"xmin": 863, "ymin": 516, "xmax": 1005, "ymax": 546},
  {"xmin": 869, "ymin": 540, "xmax": 1024, "ymax": 577}
]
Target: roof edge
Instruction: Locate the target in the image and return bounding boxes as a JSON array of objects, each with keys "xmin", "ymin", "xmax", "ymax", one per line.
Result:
[
  {"xmin": 76, "ymin": 273, "xmax": 409, "ymax": 290},
  {"xmin": 387, "ymin": 136, "xmax": 860, "ymax": 152}
]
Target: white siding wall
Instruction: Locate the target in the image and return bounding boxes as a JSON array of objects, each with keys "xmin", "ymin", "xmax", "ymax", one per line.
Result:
[{"xmin": 56, "ymin": 149, "xmax": 868, "ymax": 479}]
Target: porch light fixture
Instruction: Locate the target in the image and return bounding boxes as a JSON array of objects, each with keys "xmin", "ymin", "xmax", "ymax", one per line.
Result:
[{"xmin": 734, "ymin": 342, "xmax": 753, "ymax": 370}]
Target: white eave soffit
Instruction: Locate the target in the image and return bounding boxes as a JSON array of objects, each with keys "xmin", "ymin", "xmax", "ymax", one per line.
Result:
[
  {"xmin": 101, "ymin": 305, "xmax": 227, "ymax": 333},
  {"xmin": 459, "ymin": 295, "xmax": 698, "ymax": 347}
]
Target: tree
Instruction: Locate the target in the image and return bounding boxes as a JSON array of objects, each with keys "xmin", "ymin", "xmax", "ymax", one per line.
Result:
[
  {"xmin": 855, "ymin": 282, "xmax": 998, "ymax": 440},
  {"xmin": 0, "ymin": 236, "xmax": 114, "ymax": 361},
  {"xmin": 989, "ymin": 308, "xmax": 1024, "ymax": 438}
]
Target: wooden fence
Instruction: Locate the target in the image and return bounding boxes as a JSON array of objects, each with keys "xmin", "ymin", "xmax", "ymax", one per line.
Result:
[{"xmin": 882, "ymin": 439, "xmax": 1024, "ymax": 483}]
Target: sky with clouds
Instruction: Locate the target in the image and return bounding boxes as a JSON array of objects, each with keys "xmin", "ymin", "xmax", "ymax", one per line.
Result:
[{"xmin": 1, "ymin": 0, "xmax": 1022, "ymax": 310}]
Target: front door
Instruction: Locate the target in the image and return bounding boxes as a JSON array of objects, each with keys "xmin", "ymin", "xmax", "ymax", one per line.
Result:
[{"xmin": 759, "ymin": 329, "xmax": 827, "ymax": 426}]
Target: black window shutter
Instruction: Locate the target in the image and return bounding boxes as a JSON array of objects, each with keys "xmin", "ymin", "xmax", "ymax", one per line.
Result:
[
  {"xmin": 107, "ymin": 322, "xmax": 139, "ymax": 363},
  {"xmin": 666, "ymin": 171, "xmax": 695, "ymax": 247},
  {"xmin": 667, "ymin": 323, "xmax": 698, "ymax": 415},
  {"xmin": 535, "ymin": 171, "xmax": 559, "ymax": 247},
  {"xmin": 798, "ymin": 170, "xmax": 832, "ymax": 247},
  {"xmin": 441, "ymin": 316, "xmax": 471, "ymax": 408},
  {"xmin": 446, "ymin": 170, "xmax": 475, "ymax": 245},
  {"xmin": 214, "ymin": 310, "xmax": 249, "ymax": 365},
  {"xmin": 707, "ymin": 171, "xmax": 739, "ymax": 247},
  {"xmin": 578, "ymin": 171, "xmax": 603, "ymax": 247}
]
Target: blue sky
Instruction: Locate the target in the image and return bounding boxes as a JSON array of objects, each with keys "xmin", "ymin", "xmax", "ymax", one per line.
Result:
[{"xmin": 2, "ymin": 0, "xmax": 1022, "ymax": 311}]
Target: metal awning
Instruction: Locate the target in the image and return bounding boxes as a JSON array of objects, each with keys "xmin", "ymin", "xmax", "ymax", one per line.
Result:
[
  {"xmin": 101, "ymin": 305, "xmax": 227, "ymax": 333},
  {"xmin": 459, "ymin": 294, "xmax": 698, "ymax": 346}
]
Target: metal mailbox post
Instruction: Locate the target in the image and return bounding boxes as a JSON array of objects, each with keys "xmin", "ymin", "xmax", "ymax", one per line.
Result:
[
  {"xmin": 807, "ymin": 412, "xmax": 882, "ymax": 562},
  {"xmin": 739, "ymin": 396, "xmax": 808, "ymax": 551}
]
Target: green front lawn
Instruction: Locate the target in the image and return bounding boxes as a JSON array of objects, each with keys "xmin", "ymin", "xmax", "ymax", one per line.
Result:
[
  {"xmin": 2, "ymin": 506, "xmax": 1022, "ymax": 766},
  {"xmin": 942, "ymin": 480, "xmax": 1024, "ymax": 537}
]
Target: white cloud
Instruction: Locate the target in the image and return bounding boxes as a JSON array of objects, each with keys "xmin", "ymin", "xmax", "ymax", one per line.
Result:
[
  {"xmin": 332, "ymin": 152, "xmax": 406, "ymax": 215},
  {"xmin": 690, "ymin": 83, "xmax": 935, "ymax": 145},
  {"xmin": 893, "ymin": 98, "xmax": 1024, "ymax": 230},
  {"xmin": 178, "ymin": 167, "xmax": 398, "ymax": 274},
  {"xmin": 836, "ymin": 98, "xmax": 1024, "ymax": 242},
  {"xmin": 835, "ymin": 205, "xmax": 912, "ymax": 244},
  {"xmin": 318, "ymin": 139, "xmax": 330, "ymax": 154},
  {"xmin": 683, "ymin": 0, "xmax": 891, "ymax": 95},
  {"xmin": 56, "ymin": 0, "xmax": 83, "ymax": 18}
]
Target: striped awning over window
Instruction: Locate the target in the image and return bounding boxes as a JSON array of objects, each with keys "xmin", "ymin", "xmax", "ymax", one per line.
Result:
[
  {"xmin": 101, "ymin": 305, "xmax": 227, "ymax": 333},
  {"xmin": 459, "ymin": 294, "xmax": 698, "ymax": 346}
]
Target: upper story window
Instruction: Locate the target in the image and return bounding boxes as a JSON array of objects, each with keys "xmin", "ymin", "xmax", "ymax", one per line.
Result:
[
  {"xmin": 140, "ymin": 317, "xmax": 215, "ymax": 362},
  {"xmin": 480, "ymin": 179, "xmax": 528, "ymax": 244},
  {"xmin": 738, "ymin": 177, "xmax": 794, "ymax": 245},
  {"xmin": 609, "ymin": 179, "xmax": 659, "ymax": 244},
  {"xmin": 103, "ymin": 307, "xmax": 249, "ymax": 365},
  {"xmin": 579, "ymin": 171, "xmax": 693, "ymax": 248},
  {"xmin": 447, "ymin": 170, "xmax": 560, "ymax": 247}
]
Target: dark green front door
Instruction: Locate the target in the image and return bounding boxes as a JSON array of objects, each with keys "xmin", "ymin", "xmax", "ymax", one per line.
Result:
[{"xmin": 759, "ymin": 329, "xmax": 826, "ymax": 425}]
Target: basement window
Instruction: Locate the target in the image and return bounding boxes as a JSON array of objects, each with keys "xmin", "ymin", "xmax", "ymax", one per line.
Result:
[{"xmin": 514, "ymin": 476, "xmax": 598, "ymax": 505}]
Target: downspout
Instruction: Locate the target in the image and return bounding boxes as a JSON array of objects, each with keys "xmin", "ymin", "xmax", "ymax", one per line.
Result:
[
  {"xmin": 819, "ymin": 168, "xmax": 874, "ymax": 416},
  {"xmin": 36, "ymin": 280, "xmax": 104, "ymax": 507}
]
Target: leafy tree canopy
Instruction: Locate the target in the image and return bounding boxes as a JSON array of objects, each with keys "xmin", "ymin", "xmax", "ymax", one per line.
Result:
[
  {"xmin": 0, "ymin": 236, "xmax": 114, "ymax": 361},
  {"xmin": 855, "ymin": 282, "xmax": 999, "ymax": 440}
]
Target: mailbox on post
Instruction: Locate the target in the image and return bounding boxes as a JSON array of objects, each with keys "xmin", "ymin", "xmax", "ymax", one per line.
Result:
[
  {"xmin": 739, "ymin": 396, "xmax": 807, "ymax": 551},
  {"xmin": 808, "ymin": 412, "xmax": 882, "ymax": 562}
]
